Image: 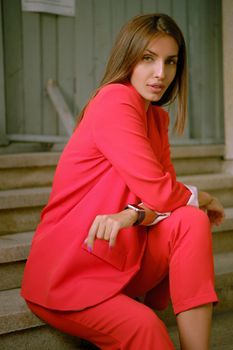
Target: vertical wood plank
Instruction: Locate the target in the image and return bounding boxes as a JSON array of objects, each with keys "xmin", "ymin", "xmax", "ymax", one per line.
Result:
[
  {"xmin": 157, "ymin": 0, "xmax": 172, "ymax": 14},
  {"xmin": 0, "ymin": 0, "xmax": 7, "ymax": 144},
  {"xmin": 111, "ymin": 0, "xmax": 126, "ymax": 41},
  {"xmin": 57, "ymin": 15, "xmax": 75, "ymax": 134},
  {"xmin": 2, "ymin": 0, "xmax": 24, "ymax": 134},
  {"xmin": 204, "ymin": 0, "xmax": 224, "ymax": 142},
  {"xmin": 74, "ymin": 0, "xmax": 95, "ymax": 114},
  {"xmin": 41, "ymin": 14, "xmax": 58, "ymax": 135},
  {"xmin": 125, "ymin": 0, "xmax": 142, "ymax": 19},
  {"xmin": 186, "ymin": 0, "xmax": 204, "ymax": 141},
  {"xmin": 93, "ymin": 0, "xmax": 112, "ymax": 86},
  {"xmin": 141, "ymin": 0, "xmax": 157, "ymax": 13},
  {"xmin": 215, "ymin": 0, "xmax": 224, "ymax": 142},
  {"xmin": 22, "ymin": 11, "xmax": 42, "ymax": 134}
]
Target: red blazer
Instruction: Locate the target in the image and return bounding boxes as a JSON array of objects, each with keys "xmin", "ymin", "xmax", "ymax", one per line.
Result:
[{"xmin": 21, "ymin": 83, "xmax": 191, "ymax": 311}]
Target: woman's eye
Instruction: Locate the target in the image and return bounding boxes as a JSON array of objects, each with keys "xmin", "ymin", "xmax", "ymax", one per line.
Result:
[
  {"xmin": 143, "ymin": 55, "xmax": 153, "ymax": 62},
  {"xmin": 167, "ymin": 59, "xmax": 177, "ymax": 65}
]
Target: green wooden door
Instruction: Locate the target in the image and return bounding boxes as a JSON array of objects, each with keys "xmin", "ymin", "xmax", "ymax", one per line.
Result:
[{"xmin": 0, "ymin": 0, "xmax": 224, "ymax": 146}]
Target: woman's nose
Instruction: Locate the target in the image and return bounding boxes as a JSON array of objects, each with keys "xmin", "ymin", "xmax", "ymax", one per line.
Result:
[{"xmin": 153, "ymin": 61, "xmax": 165, "ymax": 79}]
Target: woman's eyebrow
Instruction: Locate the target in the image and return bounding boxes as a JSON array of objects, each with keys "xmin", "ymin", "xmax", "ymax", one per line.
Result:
[{"xmin": 145, "ymin": 49, "xmax": 178, "ymax": 58}]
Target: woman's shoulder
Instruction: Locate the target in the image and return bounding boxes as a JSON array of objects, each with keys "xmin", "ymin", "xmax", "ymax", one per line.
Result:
[
  {"xmin": 99, "ymin": 83, "xmax": 135, "ymax": 95},
  {"xmin": 95, "ymin": 83, "xmax": 143, "ymax": 105}
]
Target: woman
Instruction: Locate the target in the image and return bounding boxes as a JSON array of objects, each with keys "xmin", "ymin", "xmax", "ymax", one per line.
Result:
[{"xmin": 21, "ymin": 13, "xmax": 224, "ymax": 349}]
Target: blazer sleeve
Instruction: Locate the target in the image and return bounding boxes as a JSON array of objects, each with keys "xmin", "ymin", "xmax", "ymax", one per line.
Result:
[
  {"xmin": 159, "ymin": 110, "xmax": 177, "ymax": 180},
  {"xmin": 91, "ymin": 85, "xmax": 191, "ymax": 212}
]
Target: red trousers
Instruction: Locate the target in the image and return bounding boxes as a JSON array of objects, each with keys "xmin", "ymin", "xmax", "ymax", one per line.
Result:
[{"xmin": 27, "ymin": 206, "xmax": 218, "ymax": 349}]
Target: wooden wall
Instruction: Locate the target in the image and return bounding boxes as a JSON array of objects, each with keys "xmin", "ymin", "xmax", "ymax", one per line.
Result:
[{"xmin": 0, "ymin": 0, "xmax": 224, "ymax": 145}]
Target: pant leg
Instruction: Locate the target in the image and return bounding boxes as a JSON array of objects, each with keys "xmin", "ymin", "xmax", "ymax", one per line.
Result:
[
  {"xmin": 167, "ymin": 206, "xmax": 218, "ymax": 314},
  {"xmin": 27, "ymin": 295, "xmax": 175, "ymax": 350},
  {"xmin": 129, "ymin": 206, "xmax": 218, "ymax": 314}
]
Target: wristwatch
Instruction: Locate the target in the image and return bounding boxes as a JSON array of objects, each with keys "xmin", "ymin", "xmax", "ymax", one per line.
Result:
[{"xmin": 125, "ymin": 204, "xmax": 146, "ymax": 226}]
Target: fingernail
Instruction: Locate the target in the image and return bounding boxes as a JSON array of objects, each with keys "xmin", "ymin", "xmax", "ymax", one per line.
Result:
[{"xmin": 87, "ymin": 246, "xmax": 92, "ymax": 253}]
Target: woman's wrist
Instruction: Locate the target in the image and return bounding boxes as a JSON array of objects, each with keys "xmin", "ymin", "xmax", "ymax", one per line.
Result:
[
  {"xmin": 123, "ymin": 208, "xmax": 138, "ymax": 226},
  {"xmin": 198, "ymin": 191, "xmax": 213, "ymax": 207}
]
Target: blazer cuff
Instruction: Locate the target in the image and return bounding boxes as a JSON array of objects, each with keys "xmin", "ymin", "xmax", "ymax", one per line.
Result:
[
  {"xmin": 142, "ymin": 184, "xmax": 198, "ymax": 226},
  {"xmin": 146, "ymin": 211, "xmax": 171, "ymax": 226}
]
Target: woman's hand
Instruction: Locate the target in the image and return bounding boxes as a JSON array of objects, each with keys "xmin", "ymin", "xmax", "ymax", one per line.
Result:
[
  {"xmin": 203, "ymin": 196, "xmax": 225, "ymax": 227},
  {"xmin": 198, "ymin": 191, "xmax": 225, "ymax": 227},
  {"xmin": 85, "ymin": 209, "xmax": 138, "ymax": 250}
]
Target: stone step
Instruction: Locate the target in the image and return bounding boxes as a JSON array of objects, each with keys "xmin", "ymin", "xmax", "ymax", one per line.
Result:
[
  {"xmin": 0, "ymin": 187, "xmax": 51, "ymax": 210},
  {"xmin": 0, "ymin": 232, "xmax": 33, "ymax": 291},
  {"xmin": 171, "ymin": 144, "xmax": 224, "ymax": 176},
  {"xmin": 157, "ymin": 251, "xmax": 233, "ymax": 327},
  {"xmin": 0, "ymin": 152, "xmax": 60, "ymax": 190},
  {"xmin": 0, "ymin": 289, "xmax": 86, "ymax": 350},
  {"xmin": 0, "ymin": 187, "xmax": 50, "ymax": 235},
  {"xmin": 0, "ymin": 288, "xmax": 232, "ymax": 350},
  {"xmin": 0, "ymin": 171, "xmax": 233, "ymax": 234},
  {"xmin": 213, "ymin": 207, "xmax": 233, "ymax": 253},
  {"xmin": 0, "ymin": 146, "xmax": 224, "ymax": 190},
  {"xmin": 0, "ymin": 231, "xmax": 33, "ymax": 264},
  {"xmin": 178, "ymin": 172, "xmax": 233, "ymax": 207},
  {"xmin": 1, "ymin": 208, "xmax": 233, "ymax": 291}
]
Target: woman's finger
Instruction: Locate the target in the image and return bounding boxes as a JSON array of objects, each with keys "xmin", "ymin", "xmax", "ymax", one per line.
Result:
[
  {"xmin": 109, "ymin": 221, "xmax": 121, "ymax": 247},
  {"xmin": 86, "ymin": 216, "xmax": 102, "ymax": 250}
]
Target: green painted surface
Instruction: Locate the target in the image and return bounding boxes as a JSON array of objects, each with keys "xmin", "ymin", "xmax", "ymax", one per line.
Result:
[{"xmin": 0, "ymin": 0, "xmax": 224, "ymax": 145}]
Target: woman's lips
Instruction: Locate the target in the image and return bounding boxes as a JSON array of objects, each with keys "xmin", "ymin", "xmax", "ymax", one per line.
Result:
[{"xmin": 147, "ymin": 84, "xmax": 165, "ymax": 93}]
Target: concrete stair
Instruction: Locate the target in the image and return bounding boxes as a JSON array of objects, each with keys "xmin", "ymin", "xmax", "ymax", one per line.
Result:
[{"xmin": 0, "ymin": 146, "xmax": 233, "ymax": 349}]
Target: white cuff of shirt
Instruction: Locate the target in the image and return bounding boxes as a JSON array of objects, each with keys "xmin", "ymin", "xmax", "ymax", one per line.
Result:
[
  {"xmin": 184, "ymin": 184, "xmax": 199, "ymax": 208},
  {"xmin": 144, "ymin": 184, "xmax": 199, "ymax": 226}
]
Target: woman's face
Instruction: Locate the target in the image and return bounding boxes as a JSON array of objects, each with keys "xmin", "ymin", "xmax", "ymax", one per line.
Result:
[{"xmin": 130, "ymin": 35, "xmax": 179, "ymax": 110}]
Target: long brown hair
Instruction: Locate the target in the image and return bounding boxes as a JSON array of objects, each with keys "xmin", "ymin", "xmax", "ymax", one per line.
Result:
[{"xmin": 77, "ymin": 13, "xmax": 188, "ymax": 134}]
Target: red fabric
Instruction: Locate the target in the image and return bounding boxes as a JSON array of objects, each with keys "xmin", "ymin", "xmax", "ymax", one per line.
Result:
[
  {"xmin": 27, "ymin": 297, "xmax": 175, "ymax": 350},
  {"xmin": 21, "ymin": 83, "xmax": 191, "ymax": 311},
  {"xmin": 25, "ymin": 206, "xmax": 217, "ymax": 350}
]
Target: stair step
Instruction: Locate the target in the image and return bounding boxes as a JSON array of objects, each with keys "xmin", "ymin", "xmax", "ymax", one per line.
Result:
[
  {"xmin": 178, "ymin": 173, "xmax": 233, "ymax": 207},
  {"xmin": 171, "ymin": 145, "xmax": 224, "ymax": 159},
  {"xmin": 0, "ymin": 172, "xmax": 231, "ymax": 212},
  {"xmin": 0, "ymin": 152, "xmax": 60, "ymax": 190},
  {"xmin": 0, "ymin": 232, "xmax": 33, "ymax": 290},
  {"xmin": 0, "ymin": 187, "xmax": 51, "ymax": 210},
  {"xmin": 0, "ymin": 289, "xmax": 43, "ymax": 335},
  {"xmin": 0, "ymin": 207, "xmax": 42, "ymax": 235},
  {"xmin": 0, "ymin": 325, "xmax": 85, "ymax": 350},
  {"xmin": 0, "ymin": 232, "xmax": 33, "ymax": 263},
  {"xmin": 171, "ymin": 145, "xmax": 224, "ymax": 176},
  {"xmin": 0, "ymin": 188, "xmax": 50, "ymax": 234},
  {"xmin": 0, "ymin": 289, "xmax": 232, "ymax": 350},
  {"xmin": 178, "ymin": 172, "xmax": 233, "ymax": 190},
  {"xmin": 213, "ymin": 207, "xmax": 233, "ymax": 253},
  {"xmin": 0, "ymin": 289, "xmax": 94, "ymax": 349},
  {"xmin": 0, "ymin": 146, "xmax": 224, "ymax": 191},
  {"xmin": 0, "ymin": 208, "xmax": 233, "ymax": 290},
  {"xmin": 0, "ymin": 171, "xmax": 232, "ymax": 235}
]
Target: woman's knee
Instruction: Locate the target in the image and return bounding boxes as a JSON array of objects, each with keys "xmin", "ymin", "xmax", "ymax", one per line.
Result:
[
  {"xmin": 171, "ymin": 206, "xmax": 210, "ymax": 235},
  {"xmin": 132, "ymin": 305, "xmax": 164, "ymax": 333},
  {"xmin": 169, "ymin": 206, "xmax": 212, "ymax": 249},
  {"xmin": 176, "ymin": 206, "xmax": 209, "ymax": 225}
]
